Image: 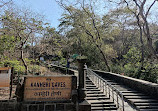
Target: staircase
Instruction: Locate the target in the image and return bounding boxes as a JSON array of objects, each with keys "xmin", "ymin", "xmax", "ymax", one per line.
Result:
[
  {"xmin": 85, "ymin": 77, "xmax": 118, "ymax": 111},
  {"xmin": 100, "ymin": 76, "xmax": 158, "ymax": 111}
]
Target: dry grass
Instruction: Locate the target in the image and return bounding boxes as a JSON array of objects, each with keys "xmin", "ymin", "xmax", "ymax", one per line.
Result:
[{"xmin": 39, "ymin": 66, "xmax": 63, "ymax": 75}]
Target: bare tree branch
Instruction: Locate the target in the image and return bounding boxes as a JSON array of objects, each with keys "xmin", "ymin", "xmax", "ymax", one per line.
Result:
[
  {"xmin": 0, "ymin": 0, "xmax": 12, "ymax": 8},
  {"xmin": 145, "ymin": 0, "xmax": 156, "ymax": 18}
]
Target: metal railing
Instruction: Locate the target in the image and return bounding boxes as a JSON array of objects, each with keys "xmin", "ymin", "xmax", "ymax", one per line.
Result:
[{"xmin": 86, "ymin": 68, "xmax": 125, "ymax": 111}]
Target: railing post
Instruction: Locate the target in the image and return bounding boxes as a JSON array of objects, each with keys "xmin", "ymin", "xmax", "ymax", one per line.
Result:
[
  {"xmin": 103, "ymin": 81, "xmax": 105, "ymax": 93},
  {"xmin": 95, "ymin": 76, "xmax": 97, "ymax": 85},
  {"xmin": 105, "ymin": 83, "xmax": 107, "ymax": 96},
  {"xmin": 98, "ymin": 78, "xmax": 99, "ymax": 88},
  {"xmin": 112, "ymin": 87, "xmax": 114, "ymax": 102},
  {"xmin": 121, "ymin": 93, "xmax": 125, "ymax": 111},
  {"xmin": 92, "ymin": 74, "xmax": 94, "ymax": 83},
  {"xmin": 117, "ymin": 92, "xmax": 119, "ymax": 108},
  {"xmin": 109, "ymin": 86, "xmax": 110, "ymax": 98},
  {"xmin": 100, "ymin": 79, "xmax": 101, "ymax": 89}
]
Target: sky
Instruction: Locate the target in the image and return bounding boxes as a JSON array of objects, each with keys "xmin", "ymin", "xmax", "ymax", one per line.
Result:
[
  {"xmin": 12, "ymin": 0, "xmax": 158, "ymax": 29},
  {"xmin": 13, "ymin": 0, "xmax": 64, "ymax": 29},
  {"xmin": 12, "ymin": 0, "xmax": 107, "ymax": 29}
]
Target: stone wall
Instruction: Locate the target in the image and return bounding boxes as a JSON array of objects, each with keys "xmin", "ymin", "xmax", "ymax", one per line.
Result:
[{"xmin": 0, "ymin": 100, "xmax": 76, "ymax": 111}]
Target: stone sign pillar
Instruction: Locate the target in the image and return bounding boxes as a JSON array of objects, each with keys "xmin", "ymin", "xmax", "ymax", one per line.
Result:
[
  {"xmin": 77, "ymin": 58, "xmax": 87, "ymax": 101},
  {"xmin": 77, "ymin": 58, "xmax": 91, "ymax": 111}
]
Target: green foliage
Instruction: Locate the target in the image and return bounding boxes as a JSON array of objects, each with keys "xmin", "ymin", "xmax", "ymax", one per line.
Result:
[
  {"xmin": 76, "ymin": 55, "xmax": 87, "ymax": 60},
  {"xmin": 138, "ymin": 63, "xmax": 158, "ymax": 83},
  {"xmin": 0, "ymin": 59, "xmax": 25, "ymax": 74},
  {"xmin": 154, "ymin": 40, "xmax": 158, "ymax": 53},
  {"xmin": 111, "ymin": 47, "xmax": 158, "ymax": 83},
  {"xmin": 124, "ymin": 64, "xmax": 139, "ymax": 77},
  {"xmin": 0, "ymin": 35, "xmax": 15, "ymax": 54},
  {"xmin": 102, "ymin": 45, "xmax": 117, "ymax": 60},
  {"xmin": 0, "ymin": 2, "xmax": 157, "ymax": 83},
  {"xmin": 59, "ymin": 58, "xmax": 67, "ymax": 66},
  {"xmin": 123, "ymin": 47, "xmax": 141, "ymax": 63},
  {"xmin": 111, "ymin": 62, "xmax": 124, "ymax": 74},
  {"xmin": 114, "ymin": 47, "xmax": 140, "ymax": 76},
  {"xmin": 24, "ymin": 58, "xmax": 32, "ymax": 65},
  {"xmin": 28, "ymin": 65, "xmax": 40, "ymax": 74}
]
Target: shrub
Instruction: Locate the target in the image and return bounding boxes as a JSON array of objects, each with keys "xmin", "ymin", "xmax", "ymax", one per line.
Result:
[{"xmin": 0, "ymin": 59, "xmax": 25, "ymax": 75}]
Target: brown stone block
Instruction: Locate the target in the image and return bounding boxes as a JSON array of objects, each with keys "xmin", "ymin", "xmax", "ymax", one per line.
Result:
[
  {"xmin": 79, "ymin": 100, "xmax": 91, "ymax": 111},
  {"xmin": 45, "ymin": 105, "xmax": 54, "ymax": 111},
  {"xmin": 66, "ymin": 104, "xmax": 76, "ymax": 111},
  {"xmin": 29, "ymin": 105, "xmax": 38, "ymax": 111},
  {"xmin": 56, "ymin": 104, "xmax": 64, "ymax": 110}
]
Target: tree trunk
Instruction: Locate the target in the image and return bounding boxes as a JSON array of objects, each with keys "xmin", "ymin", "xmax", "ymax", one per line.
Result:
[
  {"xmin": 20, "ymin": 47, "xmax": 28, "ymax": 75},
  {"xmin": 145, "ymin": 23, "xmax": 158, "ymax": 60},
  {"xmin": 136, "ymin": 15, "xmax": 144, "ymax": 68},
  {"xmin": 139, "ymin": 7, "xmax": 158, "ymax": 60},
  {"xmin": 135, "ymin": 15, "xmax": 145, "ymax": 79},
  {"xmin": 84, "ymin": 29, "xmax": 111, "ymax": 72},
  {"xmin": 96, "ymin": 44, "xmax": 111, "ymax": 72}
]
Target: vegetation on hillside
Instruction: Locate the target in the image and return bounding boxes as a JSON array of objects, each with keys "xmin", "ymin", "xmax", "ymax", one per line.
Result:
[{"xmin": 0, "ymin": 0, "xmax": 158, "ymax": 83}]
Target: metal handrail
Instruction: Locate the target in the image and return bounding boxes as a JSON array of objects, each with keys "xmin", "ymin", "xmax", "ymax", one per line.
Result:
[{"xmin": 86, "ymin": 68, "xmax": 125, "ymax": 111}]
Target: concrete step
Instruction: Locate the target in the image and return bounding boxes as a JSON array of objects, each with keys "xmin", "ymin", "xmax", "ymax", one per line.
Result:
[
  {"xmin": 86, "ymin": 87, "xmax": 98, "ymax": 89},
  {"xmin": 91, "ymin": 109, "xmax": 117, "ymax": 111},
  {"xmin": 138, "ymin": 105, "xmax": 158, "ymax": 109},
  {"xmin": 86, "ymin": 80, "xmax": 93, "ymax": 82},
  {"xmin": 86, "ymin": 82, "xmax": 93, "ymax": 84},
  {"xmin": 92, "ymin": 74, "xmax": 158, "ymax": 111},
  {"xmin": 107, "ymin": 82, "xmax": 119, "ymax": 85},
  {"xmin": 115, "ymin": 87, "xmax": 134, "ymax": 91},
  {"xmin": 104, "ymin": 80, "xmax": 113, "ymax": 82},
  {"xmin": 140, "ymin": 109, "xmax": 158, "ymax": 111},
  {"xmin": 86, "ymin": 83, "xmax": 94, "ymax": 85},
  {"xmin": 135, "ymin": 102, "xmax": 158, "ymax": 106},
  {"xmin": 86, "ymin": 80, "xmax": 92, "ymax": 82},
  {"xmin": 128, "ymin": 99, "xmax": 158, "ymax": 103},
  {"xmin": 123, "ymin": 93, "xmax": 146, "ymax": 96},
  {"xmin": 124, "ymin": 96, "xmax": 152, "ymax": 99},
  {"xmin": 86, "ymin": 85, "xmax": 96, "ymax": 87},
  {"xmin": 121, "ymin": 91, "xmax": 139, "ymax": 93},
  {"xmin": 86, "ymin": 76, "xmax": 118, "ymax": 111},
  {"xmin": 91, "ymin": 103, "xmax": 116, "ymax": 107},
  {"xmin": 86, "ymin": 89, "xmax": 100, "ymax": 91},
  {"xmin": 90, "ymin": 101, "xmax": 114, "ymax": 104},
  {"xmin": 86, "ymin": 94, "xmax": 106, "ymax": 97},
  {"xmin": 86, "ymin": 96, "xmax": 109, "ymax": 100},
  {"xmin": 86, "ymin": 82, "xmax": 94, "ymax": 84},
  {"xmin": 86, "ymin": 91, "xmax": 103, "ymax": 94},
  {"xmin": 91, "ymin": 106, "xmax": 117, "ymax": 110}
]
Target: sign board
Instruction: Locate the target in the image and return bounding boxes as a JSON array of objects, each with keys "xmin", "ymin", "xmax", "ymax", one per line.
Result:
[
  {"xmin": 0, "ymin": 67, "xmax": 11, "ymax": 87},
  {"xmin": 24, "ymin": 76, "xmax": 72, "ymax": 101}
]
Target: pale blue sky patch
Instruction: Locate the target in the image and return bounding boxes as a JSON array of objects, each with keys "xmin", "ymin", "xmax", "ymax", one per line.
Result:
[
  {"xmin": 13, "ymin": 0, "xmax": 64, "ymax": 29},
  {"xmin": 12, "ymin": 0, "xmax": 158, "ymax": 29}
]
